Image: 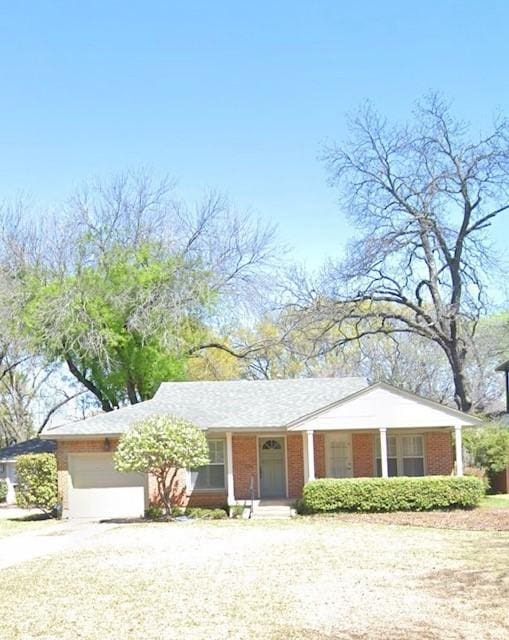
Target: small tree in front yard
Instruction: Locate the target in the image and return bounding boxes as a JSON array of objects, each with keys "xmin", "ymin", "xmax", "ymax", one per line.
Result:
[
  {"xmin": 16, "ymin": 453, "xmax": 58, "ymax": 514},
  {"xmin": 114, "ymin": 415, "xmax": 209, "ymax": 518},
  {"xmin": 463, "ymin": 424, "xmax": 509, "ymax": 487}
]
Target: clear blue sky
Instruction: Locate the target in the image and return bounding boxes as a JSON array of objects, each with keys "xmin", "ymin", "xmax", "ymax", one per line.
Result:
[{"xmin": 1, "ymin": 1, "xmax": 509, "ymax": 267}]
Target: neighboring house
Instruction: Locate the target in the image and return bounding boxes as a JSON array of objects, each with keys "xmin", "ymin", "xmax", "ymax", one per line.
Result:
[
  {"xmin": 40, "ymin": 377, "xmax": 481, "ymax": 519},
  {"xmin": 0, "ymin": 438, "xmax": 57, "ymax": 504}
]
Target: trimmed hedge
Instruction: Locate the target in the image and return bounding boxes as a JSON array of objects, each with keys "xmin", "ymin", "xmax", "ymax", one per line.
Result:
[{"xmin": 300, "ymin": 476, "xmax": 485, "ymax": 513}]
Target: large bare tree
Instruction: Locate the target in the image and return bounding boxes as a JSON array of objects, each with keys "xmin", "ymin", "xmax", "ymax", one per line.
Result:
[{"xmin": 304, "ymin": 94, "xmax": 509, "ymax": 412}]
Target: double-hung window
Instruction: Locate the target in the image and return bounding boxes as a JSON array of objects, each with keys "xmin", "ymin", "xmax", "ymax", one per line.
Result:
[
  {"xmin": 190, "ymin": 439, "xmax": 226, "ymax": 490},
  {"xmin": 401, "ymin": 435, "xmax": 424, "ymax": 476},
  {"xmin": 376, "ymin": 434, "xmax": 424, "ymax": 477}
]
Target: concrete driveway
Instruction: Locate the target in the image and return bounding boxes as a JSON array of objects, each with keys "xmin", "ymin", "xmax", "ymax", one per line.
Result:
[{"xmin": 0, "ymin": 519, "xmax": 115, "ymax": 570}]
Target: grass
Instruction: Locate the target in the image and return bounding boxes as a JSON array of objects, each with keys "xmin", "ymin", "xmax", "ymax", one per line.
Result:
[
  {"xmin": 480, "ymin": 493, "xmax": 509, "ymax": 508},
  {"xmin": 0, "ymin": 514, "xmax": 55, "ymax": 539},
  {"xmin": 0, "ymin": 519, "xmax": 508, "ymax": 639}
]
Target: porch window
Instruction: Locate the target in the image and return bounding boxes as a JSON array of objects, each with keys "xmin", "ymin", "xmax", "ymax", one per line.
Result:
[
  {"xmin": 190, "ymin": 439, "xmax": 226, "ymax": 490},
  {"xmin": 376, "ymin": 435, "xmax": 424, "ymax": 477},
  {"xmin": 401, "ymin": 435, "xmax": 424, "ymax": 476}
]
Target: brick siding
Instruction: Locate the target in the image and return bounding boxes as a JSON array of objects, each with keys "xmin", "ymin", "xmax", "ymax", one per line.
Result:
[
  {"xmin": 232, "ymin": 435, "xmax": 258, "ymax": 499},
  {"xmin": 352, "ymin": 433, "xmax": 375, "ymax": 477},
  {"xmin": 425, "ymin": 431, "xmax": 453, "ymax": 475},
  {"xmin": 313, "ymin": 433, "xmax": 326, "ymax": 478},
  {"xmin": 287, "ymin": 434, "xmax": 304, "ymax": 498}
]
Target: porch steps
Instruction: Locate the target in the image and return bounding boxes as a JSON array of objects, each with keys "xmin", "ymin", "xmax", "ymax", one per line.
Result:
[{"xmin": 249, "ymin": 500, "xmax": 295, "ymax": 520}]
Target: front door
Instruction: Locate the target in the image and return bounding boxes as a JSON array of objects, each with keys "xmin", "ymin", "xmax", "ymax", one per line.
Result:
[
  {"xmin": 259, "ymin": 437, "xmax": 286, "ymax": 498},
  {"xmin": 325, "ymin": 433, "xmax": 353, "ymax": 478}
]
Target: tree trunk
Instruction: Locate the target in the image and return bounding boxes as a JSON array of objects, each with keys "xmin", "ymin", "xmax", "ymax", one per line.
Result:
[
  {"xmin": 157, "ymin": 468, "xmax": 178, "ymax": 519},
  {"xmin": 126, "ymin": 378, "xmax": 139, "ymax": 405},
  {"xmin": 443, "ymin": 342, "xmax": 472, "ymax": 412}
]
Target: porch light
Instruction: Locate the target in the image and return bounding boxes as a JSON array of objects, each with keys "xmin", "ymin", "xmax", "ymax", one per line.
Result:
[{"xmin": 103, "ymin": 438, "xmax": 111, "ymax": 452}]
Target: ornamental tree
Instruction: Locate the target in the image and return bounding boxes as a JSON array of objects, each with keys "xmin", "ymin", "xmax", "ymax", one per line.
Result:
[{"xmin": 114, "ymin": 415, "xmax": 209, "ymax": 517}]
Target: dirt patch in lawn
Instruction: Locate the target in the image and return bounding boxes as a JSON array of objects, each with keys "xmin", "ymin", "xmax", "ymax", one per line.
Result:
[{"xmin": 314, "ymin": 508, "xmax": 509, "ymax": 530}]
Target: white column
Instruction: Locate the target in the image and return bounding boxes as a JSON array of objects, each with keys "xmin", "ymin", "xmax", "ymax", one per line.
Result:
[
  {"xmin": 226, "ymin": 432, "xmax": 235, "ymax": 504},
  {"xmin": 379, "ymin": 427, "xmax": 389, "ymax": 478},
  {"xmin": 302, "ymin": 432, "xmax": 309, "ymax": 481},
  {"xmin": 306, "ymin": 430, "xmax": 315, "ymax": 482},
  {"xmin": 454, "ymin": 425, "xmax": 464, "ymax": 477}
]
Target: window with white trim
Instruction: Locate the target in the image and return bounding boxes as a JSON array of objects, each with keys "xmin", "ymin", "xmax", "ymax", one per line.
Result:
[
  {"xmin": 189, "ymin": 439, "xmax": 226, "ymax": 490},
  {"xmin": 376, "ymin": 434, "xmax": 424, "ymax": 477}
]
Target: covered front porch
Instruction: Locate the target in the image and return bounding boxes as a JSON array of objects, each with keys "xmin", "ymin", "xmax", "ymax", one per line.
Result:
[
  {"xmin": 221, "ymin": 427, "xmax": 462, "ymax": 506},
  {"xmin": 219, "ymin": 383, "xmax": 480, "ymax": 506}
]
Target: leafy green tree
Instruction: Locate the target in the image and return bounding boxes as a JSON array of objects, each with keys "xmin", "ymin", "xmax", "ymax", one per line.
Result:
[
  {"xmin": 6, "ymin": 172, "xmax": 278, "ymax": 413},
  {"xmin": 16, "ymin": 453, "xmax": 58, "ymax": 514},
  {"xmin": 463, "ymin": 424, "xmax": 509, "ymax": 483},
  {"xmin": 22, "ymin": 242, "xmax": 208, "ymax": 411},
  {"xmin": 114, "ymin": 415, "xmax": 210, "ymax": 517}
]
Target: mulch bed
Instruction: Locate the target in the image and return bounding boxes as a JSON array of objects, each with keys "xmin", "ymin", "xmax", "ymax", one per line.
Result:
[{"xmin": 320, "ymin": 508, "xmax": 509, "ymax": 531}]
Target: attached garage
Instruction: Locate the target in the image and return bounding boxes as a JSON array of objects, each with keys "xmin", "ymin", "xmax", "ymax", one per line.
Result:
[{"xmin": 68, "ymin": 453, "xmax": 146, "ymax": 519}]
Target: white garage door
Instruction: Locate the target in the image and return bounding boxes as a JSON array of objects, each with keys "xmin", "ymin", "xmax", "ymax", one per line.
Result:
[{"xmin": 69, "ymin": 454, "xmax": 146, "ymax": 519}]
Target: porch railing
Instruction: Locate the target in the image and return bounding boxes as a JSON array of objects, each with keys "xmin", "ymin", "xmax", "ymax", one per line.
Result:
[{"xmin": 248, "ymin": 474, "xmax": 255, "ymax": 519}]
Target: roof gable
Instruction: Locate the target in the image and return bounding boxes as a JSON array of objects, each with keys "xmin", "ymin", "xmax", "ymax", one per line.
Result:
[{"xmin": 288, "ymin": 382, "xmax": 482, "ymax": 430}]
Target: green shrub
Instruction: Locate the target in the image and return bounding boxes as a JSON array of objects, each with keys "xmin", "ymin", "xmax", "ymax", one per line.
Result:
[
  {"xmin": 145, "ymin": 504, "xmax": 164, "ymax": 520},
  {"xmin": 229, "ymin": 504, "xmax": 245, "ymax": 519},
  {"xmin": 16, "ymin": 453, "xmax": 58, "ymax": 514},
  {"xmin": 463, "ymin": 424, "xmax": 509, "ymax": 481},
  {"xmin": 0, "ymin": 479, "xmax": 7, "ymax": 503},
  {"xmin": 300, "ymin": 476, "xmax": 485, "ymax": 513},
  {"xmin": 464, "ymin": 466, "xmax": 490, "ymax": 491},
  {"xmin": 185, "ymin": 507, "xmax": 228, "ymax": 520}
]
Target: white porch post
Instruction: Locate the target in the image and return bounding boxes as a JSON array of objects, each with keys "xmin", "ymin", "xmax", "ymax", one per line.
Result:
[
  {"xmin": 226, "ymin": 431, "xmax": 235, "ymax": 504},
  {"xmin": 302, "ymin": 432, "xmax": 309, "ymax": 481},
  {"xmin": 454, "ymin": 425, "xmax": 464, "ymax": 477},
  {"xmin": 379, "ymin": 427, "xmax": 389, "ymax": 478},
  {"xmin": 305, "ymin": 430, "xmax": 315, "ymax": 482}
]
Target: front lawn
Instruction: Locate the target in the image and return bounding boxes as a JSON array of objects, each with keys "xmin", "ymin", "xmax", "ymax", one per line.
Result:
[
  {"xmin": 0, "ymin": 515, "xmax": 55, "ymax": 539},
  {"xmin": 0, "ymin": 519, "xmax": 508, "ymax": 639},
  {"xmin": 480, "ymin": 493, "xmax": 509, "ymax": 508}
]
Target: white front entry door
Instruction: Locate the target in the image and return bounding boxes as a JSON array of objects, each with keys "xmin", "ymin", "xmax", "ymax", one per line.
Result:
[
  {"xmin": 325, "ymin": 433, "xmax": 353, "ymax": 478},
  {"xmin": 259, "ymin": 438, "xmax": 286, "ymax": 498}
]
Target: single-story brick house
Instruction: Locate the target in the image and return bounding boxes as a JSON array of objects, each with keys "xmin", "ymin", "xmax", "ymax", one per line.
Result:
[
  {"xmin": 0, "ymin": 438, "xmax": 57, "ymax": 504},
  {"xmin": 41, "ymin": 378, "xmax": 481, "ymax": 519}
]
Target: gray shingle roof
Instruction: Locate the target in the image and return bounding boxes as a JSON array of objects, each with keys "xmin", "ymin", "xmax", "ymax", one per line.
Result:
[
  {"xmin": 0, "ymin": 438, "xmax": 56, "ymax": 461},
  {"xmin": 41, "ymin": 377, "xmax": 368, "ymax": 438}
]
